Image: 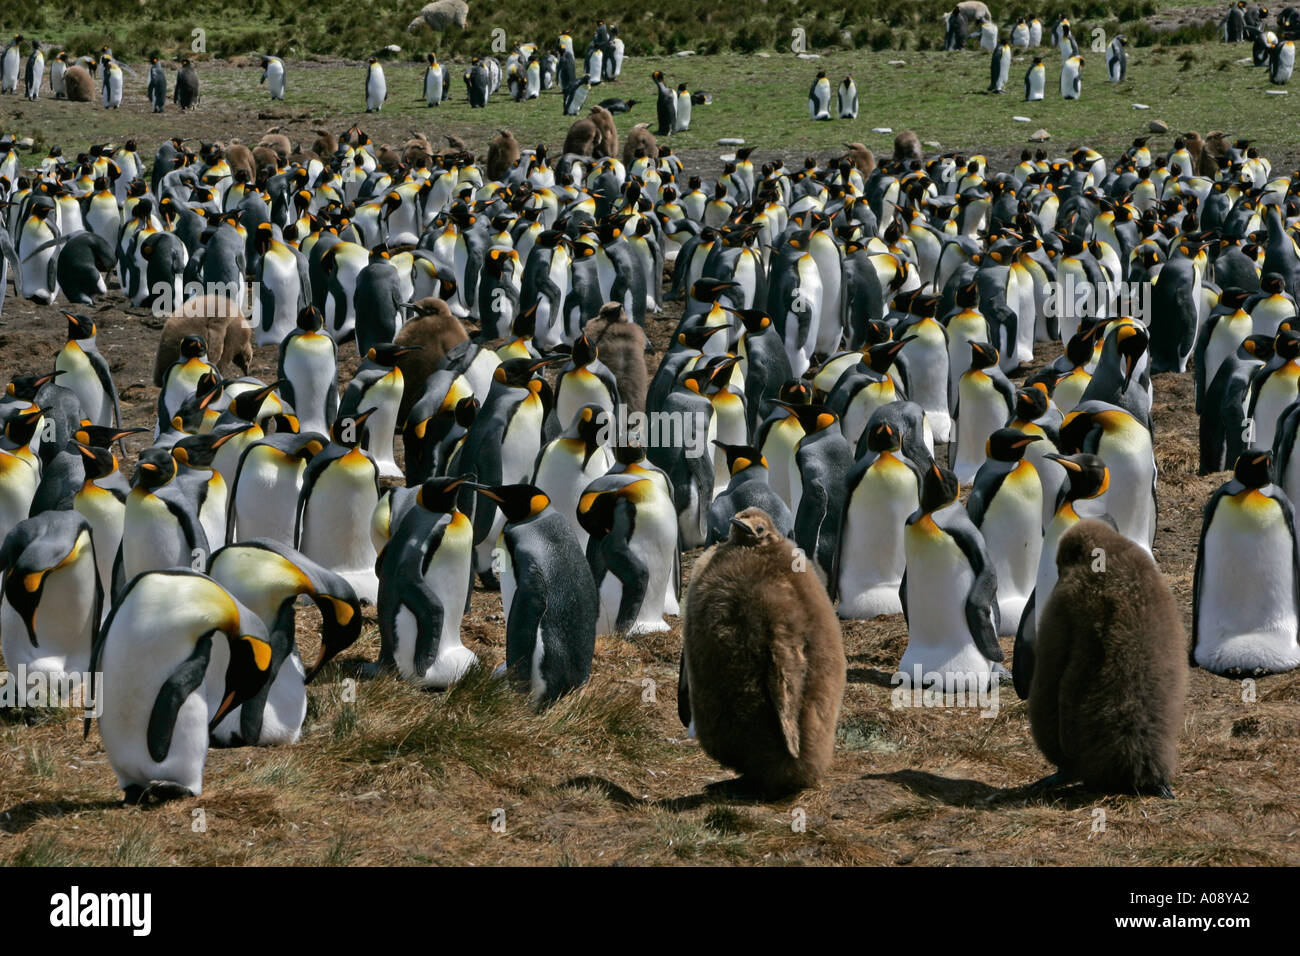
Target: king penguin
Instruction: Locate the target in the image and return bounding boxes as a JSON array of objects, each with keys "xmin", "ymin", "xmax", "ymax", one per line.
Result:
[
  {"xmin": 833, "ymin": 418, "xmax": 921, "ymax": 619},
  {"xmin": 207, "ymin": 539, "xmax": 360, "ymax": 745},
  {"xmin": 376, "ymin": 476, "xmax": 480, "ymax": 689},
  {"xmin": 338, "ymin": 343, "xmax": 417, "ymax": 479},
  {"xmin": 473, "ymin": 483, "xmax": 599, "ymax": 704},
  {"xmin": 1061, "ymin": 54, "xmax": 1083, "ymax": 99},
  {"xmin": 966, "ymin": 428, "xmax": 1043, "ymax": 636},
  {"xmin": 578, "ymin": 470, "xmax": 679, "ymax": 635},
  {"xmin": 706, "ymin": 441, "xmax": 794, "ymax": 544},
  {"xmin": 54, "ymin": 312, "xmax": 119, "ymax": 428},
  {"xmin": 898, "ymin": 463, "xmax": 1004, "ymax": 692},
  {"xmin": 294, "ymin": 410, "xmax": 381, "ymax": 603},
  {"xmin": 808, "ymin": 70, "xmax": 832, "ymax": 120},
  {"xmin": 278, "ymin": 306, "xmax": 339, "ymax": 437},
  {"xmin": 1193, "ymin": 449, "xmax": 1300, "ymax": 676},
  {"xmin": 1025, "ymin": 57, "xmax": 1046, "ymax": 101},
  {"xmin": 837, "ymin": 76, "xmax": 858, "ymax": 118},
  {"xmin": 89, "ymin": 569, "xmax": 272, "ymax": 803},
  {"xmin": 952, "ymin": 341, "xmax": 1016, "ymax": 485},
  {"xmin": 0, "ymin": 510, "xmax": 101, "ymax": 678},
  {"xmin": 365, "ymin": 57, "xmax": 387, "ymax": 112}
]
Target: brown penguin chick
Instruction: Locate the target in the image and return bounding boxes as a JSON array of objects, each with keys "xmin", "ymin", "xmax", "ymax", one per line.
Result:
[
  {"xmin": 583, "ymin": 302, "xmax": 648, "ymax": 414},
  {"xmin": 1028, "ymin": 519, "xmax": 1187, "ymax": 798},
  {"xmin": 63, "ymin": 65, "xmax": 95, "ymax": 102},
  {"xmin": 376, "ymin": 144, "xmax": 403, "ymax": 172},
  {"xmin": 393, "ymin": 297, "xmax": 470, "ymax": 422},
  {"xmin": 892, "ymin": 129, "xmax": 923, "ymax": 165},
  {"xmin": 841, "ymin": 142, "xmax": 876, "ymax": 176},
  {"xmin": 1183, "ymin": 131, "xmax": 1219, "ymax": 179},
  {"xmin": 311, "ymin": 129, "xmax": 338, "ymax": 160},
  {"xmin": 621, "ymin": 123, "xmax": 658, "ymax": 168},
  {"xmin": 258, "ymin": 130, "xmax": 292, "ymax": 163},
  {"xmin": 486, "ymin": 129, "xmax": 521, "ymax": 181},
  {"xmin": 252, "ymin": 145, "xmax": 280, "ymax": 174},
  {"xmin": 562, "ymin": 117, "xmax": 602, "ymax": 158},
  {"xmin": 403, "ymin": 134, "xmax": 433, "ymax": 168},
  {"xmin": 1204, "ymin": 130, "xmax": 1232, "ymax": 167},
  {"xmin": 444, "ymin": 133, "xmax": 469, "ymax": 152},
  {"xmin": 681, "ymin": 508, "xmax": 846, "ymax": 796},
  {"xmin": 225, "ymin": 142, "xmax": 256, "ymax": 182},
  {"xmin": 588, "ymin": 105, "xmax": 619, "ymax": 160},
  {"xmin": 152, "ymin": 293, "xmax": 253, "ymax": 387}
]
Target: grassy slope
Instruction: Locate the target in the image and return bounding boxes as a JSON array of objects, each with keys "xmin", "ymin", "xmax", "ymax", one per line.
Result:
[
  {"xmin": 2, "ymin": 22, "xmax": 1300, "ymax": 867},
  {"xmin": 6, "ymin": 41, "xmax": 1299, "ymax": 175}
]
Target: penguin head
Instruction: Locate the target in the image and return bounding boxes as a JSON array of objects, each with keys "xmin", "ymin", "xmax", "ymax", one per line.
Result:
[
  {"xmin": 570, "ymin": 333, "xmax": 598, "ymax": 367},
  {"xmin": 367, "ymin": 343, "xmax": 420, "ymax": 368},
  {"xmin": 776, "ymin": 379, "xmax": 813, "ymax": 406},
  {"xmin": 727, "ymin": 507, "xmax": 781, "ymax": 547},
  {"xmin": 416, "ymin": 475, "xmax": 474, "ymax": 514},
  {"xmin": 172, "ymin": 425, "xmax": 254, "ymax": 469},
  {"xmin": 1014, "ymin": 385, "xmax": 1049, "ymax": 422},
  {"xmin": 1241, "ymin": 334, "xmax": 1275, "ymax": 362},
  {"xmin": 74, "ymin": 424, "xmax": 146, "ymax": 452},
  {"xmin": 177, "ymin": 334, "xmax": 209, "ymax": 362},
  {"xmin": 331, "ymin": 407, "xmax": 376, "ymax": 447},
  {"xmin": 1045, "ymin": 452, "xmax": 1110, "ymax": 501},
  {"xmin": 7, "ymin": 369, "xmax": 64, "ymax": 400},
  {"xmin": 2, "ymin": 405, "xmax": 45, "ymax": 447},
  {"xmin": 132, "ymin": 447, "xmax": 178, "ymax": 489},
  {"xmin": 919, "ymin": 463, "xmax": 960, "ymax": 514},
  {"xmin": 859, "ymin": 419, "xmax": 900, "ymax": 455},
  {"xmin": 73, "ymin": 441, "xmax": 119, "ymax": 481},
  {"xmin": 967, "ymin": 340, "xmax": 1000, "ymax": 370},
  {"xmin": 209, "ymin": 624, "xmax": 275, "ymax": 733},
  {"xmin": 495, "ymin": 355, "xmax": 564, "ymax": 388},
  {"xmin": 986, "ymin": 427, "xmax": 1042, "ymax": 463},
  {"xmin": 771, "ymin": 400, "xmax": 836, "ymax": 434},
  {"xmin": 296, "ymin": 306, "xmax": 325, "ymax": 333},
  {"xmin": 1275, "ymin": 329, "xmax": 1300, "ymax": 360},
  {"xmin": 1261, "ymin": 273, "xmax": 1287, "ymax": 295},
  {"xmin": 714, "ymin": 441, "xmax": 766, "ymax": 475},
  {"xmin": 867, "ymin": 335, "xmax": 916, "ymax": 374},
  {"xmin": 1233, "ymin": 449, "xmax": 1274, "ymax": 489},
  {"xmin": 230, "ymin": 380, "xmax": 288, "ymax": 423},
  {"xmin": 474, "ymin": 483, "xmax": 551, "ymax": 524},
  {"xmin": 1108, "ymin": 321, "xmax": 1150, "ymax": 388},
  {"xmin": 58, "ymin": 310, "xmax": 96, "ymax": 341}
]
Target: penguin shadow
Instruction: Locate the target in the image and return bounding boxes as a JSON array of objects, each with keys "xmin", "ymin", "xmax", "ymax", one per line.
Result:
[
  {"xmin": 863, "ymin": 769, "xmax": 1114, "ymax": 810},
  {"xmin": 847, "ymin": 666, "xmax": 902, "ymax": 688},
  {"xmin": 558, "ymin": 774, "xmax": 781, "ymax": 812},
  {"xmin": 2, "ymin": 797, "xmax": 124, "ymax": 834}
]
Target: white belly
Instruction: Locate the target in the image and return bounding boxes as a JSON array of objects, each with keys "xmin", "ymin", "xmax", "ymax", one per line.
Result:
[{"xmin": 837, "ymin": 455, "xmax": 918, "ymax": 618}]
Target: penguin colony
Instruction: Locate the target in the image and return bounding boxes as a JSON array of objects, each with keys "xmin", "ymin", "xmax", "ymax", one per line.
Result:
[{"xmin": 1, "ymin": 18, "xmax": 1299, "ymax": 805}]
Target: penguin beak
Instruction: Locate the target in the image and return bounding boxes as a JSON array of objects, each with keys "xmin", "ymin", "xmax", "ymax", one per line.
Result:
[
  {"xmin": 209, "ymin": 634, "xmax": 273, "ymax": 732},
  {"xmin": 304, "ymin": 596, "xmax": 361, "ymax": 685}
]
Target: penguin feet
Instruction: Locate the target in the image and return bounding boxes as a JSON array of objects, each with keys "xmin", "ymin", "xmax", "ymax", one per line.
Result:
[
  {"xmin": 478, "ymin": 568, "xmax": 501, "ymax": 591},
  {"xmin": 1027, "ymin": 770, "xmax": 1073, "ymax": 793},
  {"xmin": 703, "ymin": 775, "xmax": 776, "ymax": 800},
  {"xmin": 123, "ymin": 781, "xmax": 194, "ymax": 806},
  {"xmin": 1143, "ymin": 781, "xmax": 1175, "ymax": 800},
  {"xmin": 991, "ymin": 662, "xmax": 1014, "ymax": 684}
]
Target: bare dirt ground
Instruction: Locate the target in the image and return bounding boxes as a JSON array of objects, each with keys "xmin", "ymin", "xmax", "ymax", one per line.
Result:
[{"xmin": 2, "ymin": 70, "xmax": 1300, "ymax": 867}]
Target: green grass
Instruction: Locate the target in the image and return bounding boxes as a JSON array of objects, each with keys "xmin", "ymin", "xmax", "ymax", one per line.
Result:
[
  {"xmin": 9, "ymin": 40, "xmax": 1295, "ymax": 181},
  {"xmin": 0, "ymin": 0, "xmax": 1212, "ymax": 61}
]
